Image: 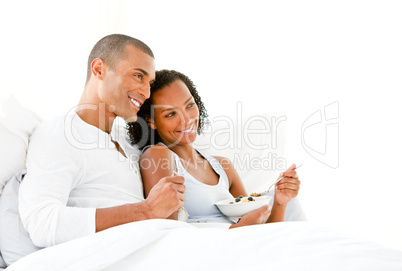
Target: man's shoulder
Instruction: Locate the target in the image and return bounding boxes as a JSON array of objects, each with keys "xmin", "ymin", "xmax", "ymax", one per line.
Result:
[
  {"xmin": 31, "ymin": 115, "xmax": 70, "ymax": 139},
  {"xmin": 29, "ymin": 113, "xmax": 84, "ymax": 151},
  {"xmin": 27, "ymin": 114, "xmax": 85, "ymax": 162}
]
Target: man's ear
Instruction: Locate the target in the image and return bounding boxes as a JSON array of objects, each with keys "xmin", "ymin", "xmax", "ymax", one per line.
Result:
[
  {"xmin": 91, "ymin": 58, "xmax": 106, "ymax": 79},
  {"xmin": 146, "ymin": 116, "xmax": 157, "ymax": 130}
]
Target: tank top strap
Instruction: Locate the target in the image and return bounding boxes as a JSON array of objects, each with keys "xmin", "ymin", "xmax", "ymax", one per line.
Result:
[
  {"xmin": 141, "ymin": 144, "xmax": 152, "ymax": 154},
  {"xmin": 195, "ymin": 150, "xmax": 230, "ymax": 190}
]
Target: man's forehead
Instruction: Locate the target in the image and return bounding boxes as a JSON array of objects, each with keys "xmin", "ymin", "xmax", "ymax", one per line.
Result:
[
  {"xmin": 124, "ymin": 45, "xmax": 153, "ymax": 60},
  {"xmin": 123, "ymin": 45, "xmax": 155, "ymax": 76}
]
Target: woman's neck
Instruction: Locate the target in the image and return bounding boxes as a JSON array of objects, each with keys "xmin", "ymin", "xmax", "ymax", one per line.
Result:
[{"xmin": 168, "ymin": 143, "xmax": 200, "ymax": 163}]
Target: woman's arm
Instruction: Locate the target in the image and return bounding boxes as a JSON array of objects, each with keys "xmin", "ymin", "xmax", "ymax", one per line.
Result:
[
  {"xmin": 213, "ymin": 156, "xmax": 270, "ymax": 228},
  {"xmin": 213, "ymin": 156, "xmax": 248, "ymax": 198},
  {"xmin": 140, "ymin": 145, "xmax": 179, "ymax": 220},
  {"xmin": 267, "ymin": 164, "xmax": 300, "ymax": 223}
]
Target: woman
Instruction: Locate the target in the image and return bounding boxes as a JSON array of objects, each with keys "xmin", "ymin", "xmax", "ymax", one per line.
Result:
[{"xmin": 127, "ymin": 70, "xmax": 300, "ymax": 228}]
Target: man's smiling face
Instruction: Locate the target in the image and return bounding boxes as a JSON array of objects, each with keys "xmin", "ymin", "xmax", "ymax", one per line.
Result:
[{"xmin": 99, "ymin": 45, "xmax": 155, "ymax": 122}]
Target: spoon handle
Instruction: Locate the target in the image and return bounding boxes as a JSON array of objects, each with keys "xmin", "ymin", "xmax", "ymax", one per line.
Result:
[{"xmin": 260, "ymin": 164, "xmax": 303, "ymax": 195}]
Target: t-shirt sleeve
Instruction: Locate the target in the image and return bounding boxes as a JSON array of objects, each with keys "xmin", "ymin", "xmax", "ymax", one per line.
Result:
[{"xmin": 19, "ymin": 119, "xmax": 96, "ymax": 247}]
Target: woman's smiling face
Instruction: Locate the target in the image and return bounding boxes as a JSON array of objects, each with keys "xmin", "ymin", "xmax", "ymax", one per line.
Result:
[{"xmin": 149, "ymin": 79, "xmax": 199, "ymax": 147}]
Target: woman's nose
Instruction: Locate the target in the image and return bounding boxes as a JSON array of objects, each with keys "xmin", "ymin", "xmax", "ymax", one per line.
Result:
[
  {"xmin": 180, "ymin": 111, "xmax": 192, "ymax": 125},
  {"xmin": 183, "ymin": 113, "xmax": 190, "ymax": 124}
]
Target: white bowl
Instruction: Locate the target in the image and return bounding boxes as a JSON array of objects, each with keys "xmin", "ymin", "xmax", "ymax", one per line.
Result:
[{"xmin": 215, "ymin": 196, "xmax": 272, "ymax": 218}]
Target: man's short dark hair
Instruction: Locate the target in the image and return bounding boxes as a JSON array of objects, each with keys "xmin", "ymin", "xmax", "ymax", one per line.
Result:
[{"xmin": 86, "ymin": 34, "xmax": 154, "ymax": 84}]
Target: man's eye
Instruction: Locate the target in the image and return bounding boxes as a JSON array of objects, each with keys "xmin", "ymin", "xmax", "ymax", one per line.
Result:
[
  {"xmin": 166, "ymin": 112, "xmax": 175, "ymax": 118},
  {"xmin": 135, "ymin": 74, "xmax": 143, "ymax": 80}
]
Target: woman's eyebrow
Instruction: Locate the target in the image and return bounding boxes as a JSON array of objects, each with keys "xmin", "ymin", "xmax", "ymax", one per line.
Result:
[
  {"xmin": 184, "ymin": 97, "xmax": 193, "ymax": 104},
  {"xmin": 161, "ymin": 106, "xmax": 176, "ymax": 113},
  {"xmin": 160, "ymin": 97, "xmax": 193, "ymax": 113}
]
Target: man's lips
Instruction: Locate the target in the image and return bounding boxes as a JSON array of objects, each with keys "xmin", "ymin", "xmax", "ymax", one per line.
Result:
[{"xmin": 129, "ymin": 97, "xmax": 142, "ymax": 109}]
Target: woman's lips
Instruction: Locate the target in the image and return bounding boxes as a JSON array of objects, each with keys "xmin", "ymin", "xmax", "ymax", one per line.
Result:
[{"xmin": 176, "ymin": 124, "xmax": 196, "ymax": 134}]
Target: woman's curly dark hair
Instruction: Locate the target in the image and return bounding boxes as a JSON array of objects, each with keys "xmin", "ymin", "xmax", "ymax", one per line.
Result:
[{"xmin": 127, "ymin": 69, "xmax": 209, "ymax": 149}]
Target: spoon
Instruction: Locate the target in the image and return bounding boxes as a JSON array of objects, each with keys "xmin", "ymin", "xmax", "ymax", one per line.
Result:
[{"xmin": 258, "ymin": 164, "xmax": 303, "ymax": 196}]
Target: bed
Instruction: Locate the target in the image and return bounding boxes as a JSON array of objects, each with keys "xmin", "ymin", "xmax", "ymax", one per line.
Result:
[
  {"xmin": 6, "ymin": 219, "xmax": 402, "ymax": 271},
  {"xmin": 1, "ymin": 96, "xmax": 402, "ymax": 270}
]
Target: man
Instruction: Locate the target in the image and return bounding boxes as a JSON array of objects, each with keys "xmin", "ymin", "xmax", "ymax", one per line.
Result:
[{"xmin": 19, "ymin": 34, "xmax": 186, "ymax": 247}]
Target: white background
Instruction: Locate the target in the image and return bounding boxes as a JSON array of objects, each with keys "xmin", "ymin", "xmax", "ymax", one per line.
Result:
[{"xmin": 1, "ymin": 0, "xmax": 401, "ymax": 251}]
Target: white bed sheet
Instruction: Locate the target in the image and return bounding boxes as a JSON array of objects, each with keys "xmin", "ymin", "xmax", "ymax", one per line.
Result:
[{"xmin": 7, "ymin": 220, "xmax": 402, "ymax": 271}]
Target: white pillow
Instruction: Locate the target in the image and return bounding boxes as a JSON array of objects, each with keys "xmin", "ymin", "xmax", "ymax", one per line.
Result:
[
  {"xmin": 194, "ymin": 112, "xmax": 287, "ymax": 194},
  {"xmin": 0, "ymin": 95, "xmax": 42, "ymax": 195},
  {"xmin": 0, "ymin": 253, "xmax": 5, "ymax": 269},
  {"xmin": 0, "ymin": 170, "xmax": 42, "ymax": 266}
]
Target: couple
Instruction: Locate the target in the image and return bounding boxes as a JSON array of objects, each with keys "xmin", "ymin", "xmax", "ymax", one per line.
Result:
[{"xmin": 19, "ymin": 34, "xmax": 300, "ymax": 247}]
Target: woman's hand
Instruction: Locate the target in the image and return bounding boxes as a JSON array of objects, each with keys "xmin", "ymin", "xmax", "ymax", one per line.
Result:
[
  {"xmin": 229, "ymin": 205, "xmax": 271, "ymax": 229},
  {"xmin": 274, "ymin": 163, "xmax": 301, "ymax": 206}
]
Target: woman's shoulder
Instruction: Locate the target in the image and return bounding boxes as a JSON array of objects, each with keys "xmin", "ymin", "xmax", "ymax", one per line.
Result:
[
  {"xmin": 211, "ymin": 155, "xmax": 233, "ymax": 171},
  {"xmin": 141, "ymin": 144, "xmax": 174, "ymax": 160},
  {"xmin": 140, "ymin": 144, "xmax": 178, "ymax": 175},
  {"xmin": 211, "ymin": 155, "xmax": 231, "ymax": 163}
]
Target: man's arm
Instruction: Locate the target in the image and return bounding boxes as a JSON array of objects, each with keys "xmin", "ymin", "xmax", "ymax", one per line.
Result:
[
  {"xmin": 19, "ymin": 119, "xmax": 95, "ymax": 247},
  {"xmin": 96, "ymin": 204, "xmax": 149, "ymax": 232},
  {"xmin": 20, "ymin": 118, "xmax": 185, "ymax": 247},
  {"xmin": 95, "ymin": 174, "xmax": 185, "ymax": 232}
]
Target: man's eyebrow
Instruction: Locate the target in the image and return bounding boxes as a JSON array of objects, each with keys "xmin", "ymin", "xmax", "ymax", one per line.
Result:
[
  {"xmin": 132, "ymin": 68, "xmax": 149, "ymax": 77},
  {"xmin": 160, "ymin": 97, "xmax": 194, "ymax": 113}
]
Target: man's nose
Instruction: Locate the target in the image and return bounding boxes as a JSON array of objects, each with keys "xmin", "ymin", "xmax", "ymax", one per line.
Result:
[{"xmin": 138, "ymin": 83, "xmax": 151, "ymax": 99}]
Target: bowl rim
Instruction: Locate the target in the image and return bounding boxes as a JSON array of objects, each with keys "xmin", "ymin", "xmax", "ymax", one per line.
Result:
[{"xmin": 214, "ymin": 195, "xmax": 272, "ymax": 206}]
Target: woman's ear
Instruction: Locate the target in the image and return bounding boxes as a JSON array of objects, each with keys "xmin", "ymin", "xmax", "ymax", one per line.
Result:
[{"xmin": 146, "ymin": 116, "xmax": 157, "ymax": 130}]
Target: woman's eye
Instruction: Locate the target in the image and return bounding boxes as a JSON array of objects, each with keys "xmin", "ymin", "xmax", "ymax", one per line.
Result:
[
  {"xmin": 165, "ymin": 112, "xmax": 175, "ymax": 118},
  {"xmin": 187, "ymin": 102, "xmax": 196, "ymax": 108}
]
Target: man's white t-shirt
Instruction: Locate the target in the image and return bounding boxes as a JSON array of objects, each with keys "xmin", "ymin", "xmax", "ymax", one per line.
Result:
[{"xmin": 19, "ymin": 113, "xmax": 143, "ymax": 247}]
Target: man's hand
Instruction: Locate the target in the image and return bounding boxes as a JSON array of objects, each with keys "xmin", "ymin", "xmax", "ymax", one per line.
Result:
[
  {"xmin": 95, "ymin": 172, "xmax": 185, "ymax": 232},
  {"xmin": 229, "ymin": 205, "xmax": 271, "ymax": 229},
  {"xmin": 143, "ymin": 172, "xmax": 186, "ymax": 219},
  {"xmin": 274, "ymin": 163, "xmax": 300, "ymax": 206}
]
